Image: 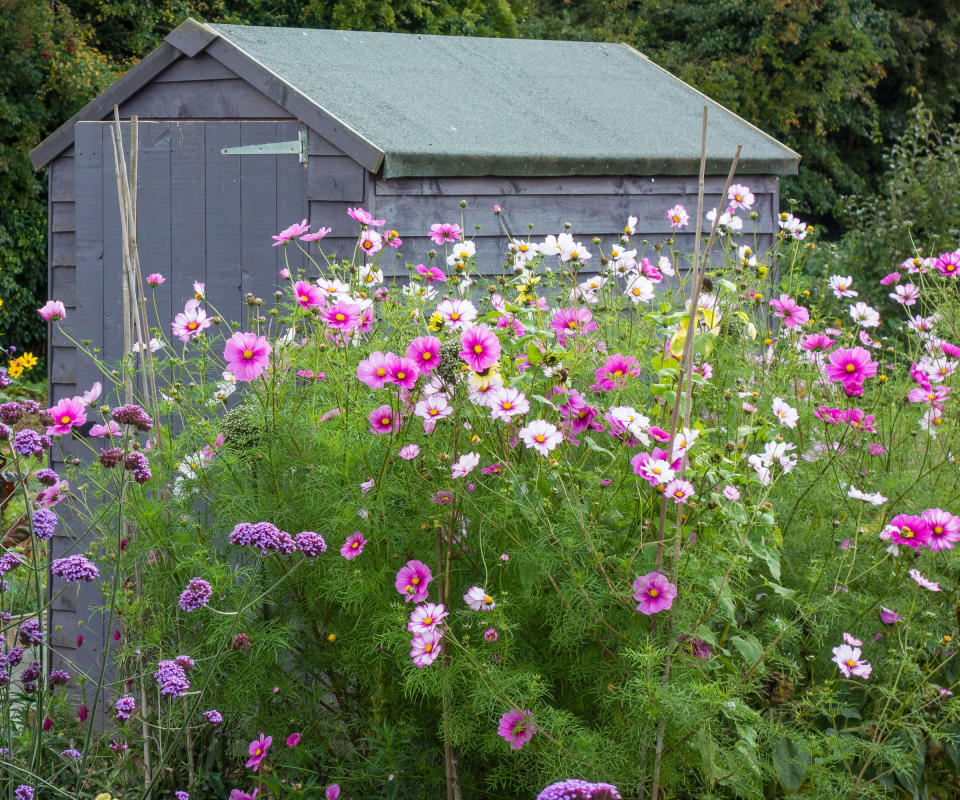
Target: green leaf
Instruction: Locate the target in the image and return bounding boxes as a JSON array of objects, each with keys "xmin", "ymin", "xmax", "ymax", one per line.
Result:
[
  {"xmin": 729, "ymin": 634, "xmax": 764, "ymax": 666},
  {"xmin": 526, "ymin": 342, "xmax": 542, "ymax": 366},
  {"xmin": 773, "ymin": 736, "xmax": 810, "ymax": 793},
  {"xmin": 583, "ymin": 436, "xmax": 615, "ymax": 460}
]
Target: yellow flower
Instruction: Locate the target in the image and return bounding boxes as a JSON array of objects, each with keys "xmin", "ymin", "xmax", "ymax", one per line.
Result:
[
  {"xmin": 8, "ymin": 359, "xmax": 23, "ymax": 378},
  {"xmin": 427, "ymin": 312, "xmax": 444, "ymax": 332},
  {"xmin": 327, "ymin": 633, "xmax": 337, "ymax": 643},
  {"xmin": 20, "ymin": 352, "xmax": 38, "ymax": 370}
]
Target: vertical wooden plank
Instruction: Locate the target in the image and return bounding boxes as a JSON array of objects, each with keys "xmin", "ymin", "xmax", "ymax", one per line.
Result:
[
  {"xmin": 276, "ymin": 121, "xmax": 307, "ymax": 284},
  {"xmin": 204, "ymin": 122, "xmax": 242, "ymax": 326},
  {"xmin": 136, "ymin": 122, "xmax": 173, "ymax": 342},
  {"xmin": 239, "ymin": 120, "xmax": 278, "ymax": 326},
  {"xmin": 74, "ymin": 123, "xmax": 105, "ymax": 394},
  {"xmin": 170, "ymin": 122, "xmax": 206, "ymax": 327},
  {"xmin": 100, "ymin": 122, "xmax": 125, "ymax": 370}
]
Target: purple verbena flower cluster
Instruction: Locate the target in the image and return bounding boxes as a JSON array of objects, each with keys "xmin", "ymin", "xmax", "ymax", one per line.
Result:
[
  {"xmin": 60, "ymin": 748, "xmax": 82, "ymax": 760},
  {"xmin": 21, "ymin": 660, "xmax": 41, "ymax": 693},
  {"xmin": 14, "ymin": 785, "xmax": 34, "ymax": 800},
  {"xmin": 124, "ymin": 451, "xmax": 152, "ymax": 483},
  {"xmin": 17, "ymin": 620, "xmax": 43, "ymax": 646},
  {"xmin": 179, "ymin": 578, "xmax": 213, "ymax": 611},
  {"xmin": 154, "ymin": 659, "xmax": 191, "ymax": 697},
  {"xmin": 12, "ymin": 429, "xmax": 51, "ymax": 458},
  {"xmin": 111, "ymin": 404, "xmax": 154, "ymax": 432},
  {"xmin": 536, "ymin": 780, "xmax": 622, "ymax": 800},
  {"xmin": 99, "ymin": 447, "xmax": 123, "ymax": 468},
  {"xmin": 295, "ymin": 531, "xmax": 327, "ymax": 557},
  {"xmin": 229, "ymin": 522, "xmax": 296, "ymax": 554},
  {"xmin": 0, "ymin": 553, "xmax": 24, "ymax": 576},
  {"xmin": 48, "ymin": 669, "xmax": 71, "ymax": 686},
  {"xmin": 34, "ymin": 467, "xmax": 60, "ymax": 485},
  {"xmin": 51, "ymin": 554, "xmax": 100, "ymax": 583},
  {"xmin": 31, "ymin": 508, "xmax": 58, "ymax": 541},
  {"xmin": 203, "ymin": 709, "xmax": 223, "ymax": 724},
  {"xmin": 115, "ymin": 694, "xmax": 136, "ymax": 720}
]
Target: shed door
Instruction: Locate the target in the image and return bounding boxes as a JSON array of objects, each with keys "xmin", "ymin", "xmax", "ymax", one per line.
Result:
[{"xmin": 74, "ymin": 119, "xmax": 306, "ymax": 381}]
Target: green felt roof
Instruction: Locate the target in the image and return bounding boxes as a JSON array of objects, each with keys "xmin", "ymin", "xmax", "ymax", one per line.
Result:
[{"xmin": 208, "ymin": 23, "xmax": 799, "ymax": 179}]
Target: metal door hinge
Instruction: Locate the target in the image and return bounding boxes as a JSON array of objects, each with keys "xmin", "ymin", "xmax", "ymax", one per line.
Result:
[{"xmin": 221, "ymin": 129, "xmax": 307, "ymax": 163}]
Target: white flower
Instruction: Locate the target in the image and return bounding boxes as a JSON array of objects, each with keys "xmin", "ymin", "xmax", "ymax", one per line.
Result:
[
  {"xmin": 451, "ymin": 452, "xmax": 480, "ymax": 479},
  {"xmin": 771, "ymin": 397, "xmax": 799, "ymax": 428},
  {"xmin": 737, "ymin": 245, "xmax": 758, "ymax": 268},
  {"xmin": 671, "ymin": 427, "xmax": 700, "ymax": 457},
  {"xmin": 519, "ymin": 419, "xmax": 563, "ymax": 456},
  {"xmin": 706, "ymin": 207, "xmax": 743, "ymax": 234},
  {"xmin": 828, "ymin": 275, "xmax": 857, "ymax": 299},
  {"xmin": 560, "ymin": 239, "xmax": 592, "ymax": 263},
  {"xmin": 317, "ymin": 277, "xmax": 350, "ymax": 300},
  {"xmin": 358, "ymin": 265, "xmax": 384, "ymax": 287},
  {"xmin": 402, "ymin": 283, "xmax": 438, "ymax": 302},
  {"xmin": 849, "ymin": 302, "xmax": 880, "ymax": 328},
  {"xmin": 658, "ymin": 255, "xmax": 675, "ymax": 277},
  {"xmin": 624, "ymin": 274, "xmax": 655, "ymax": 304},
  {"xmin": 446, "ymin": 240, "xmax": 476, "ymax": 266},
  {"xmin": 463, "ymin": 586, "xmax": 495, "ymax": 611},
  {"xmin": 489, "ymin": 387, "xmax": 529, "ymax": 421}
]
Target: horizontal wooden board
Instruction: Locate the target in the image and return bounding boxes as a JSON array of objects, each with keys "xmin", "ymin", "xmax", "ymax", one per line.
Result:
[
  {"xmin": 51, "ymin": 232, "xmax": 76, "ymax": 266},
  {"xmin": 119, "ymin": 78, "xmax": 293, "ymax": 119},
  {"xmin": 376, "ymin": 174, "xmax": 778, "ymax": 198},
  {"xmin": 50, "ymin": 346, "xmax": 77, "ymax": 384},
  {"xmin": 308, "ymin": 128, "xmax": 348, "ymax": 157},
  {"xmin": 51, "ymin": 265, "xmax": 76, "ymax": 307},
  {"xmin": 51, "ymin": 202, "xmax": 75, "ymax": 233},
  {"xmin": 373, "ymin": 192, "xmax": 777, "ymax": 237},
  {"xmin": 306, "ymin": 155, "xmax": 365, "ymax": 202},
  {"xmin": 49, "ymin": 157, "xmax": 75, "ymax": 201},
  {"xmin": 153, "ymin": 53, "xmax": 237, "ymax": 82}
]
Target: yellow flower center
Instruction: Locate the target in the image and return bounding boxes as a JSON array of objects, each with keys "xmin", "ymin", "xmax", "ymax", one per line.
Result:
[
  {"xmin": 396, "ymin": 371, "xmax": 406, "ymax": 380},
  {"xmin": 429, "ymin": 409, "xmax": 438, "ymax": 416},
  {"xmin": 411, "ymin": 577, "xmax": 420, "ymax": 585},
  {"xmin": 380, "ymin": 417, "xmax": 390, "ymax": 425},
  {"xmin": 352, "ymin": 542, "xmax": 359, "ymax": 549},
  {"xmin": 648, "ymin": 588, "xmax": 659, "ymax": 598},
  {"xmin": 845, "ymin": 363, "xmax": 856, "ymax": 373},
  {"xmin": 568, "ymin": 320, "xmax": 577, "ymax": 329},
  {"xmin": 188, "ymin": 321, "xmax": 198, "ymax": 330},
  {"xmin": 473, "ymin": 344, "xmax": 483, "ymax": 354},
  {"xmin": 451, "ymin": 313, "xmax": 460, "ymax": 321},
  {"xmin": 299, "ymin": 294, "xmax": 309, "ymax": 302},
  {"xmin": 502, "ymin": 401, "xmax": 512, "ymax": 410},
  {"xmin": 422, "ymin": 352, "xmax": 433, "ymax": 361},
  {"xmin": 845, "ymin": 659, "xmax": 856, "ymax": 668},
  {"xmin": 376, "ymin": 368, "xmax": 386, "ymax": 377},
  {"xmin": 60, "ymin": 415, "xmax": 71, "ymax": 424},
  {"xmin": 242, "ymin": 349, "xmax": 253, "ymax": 359},
  {"xmin": 335, "ymin": 313, "xmax": 345, "ymax": 322},
  {"xmin": 535, "ymin": 434, "xmax": 545, "ymax": 443},
  {"xmin": 423, "ymin": 617, "xmax": 433, "ymax": 625},
  {"xmin": 483, "ymin": 595, "xmax": 492, "ymax": 604},
  {"xmin": 424, "ymin": 643, "xmax": 433, "ymax": 653},
  {"xmin": 934, "ymin": 526, "xmax": 943, "ymax": 535}
]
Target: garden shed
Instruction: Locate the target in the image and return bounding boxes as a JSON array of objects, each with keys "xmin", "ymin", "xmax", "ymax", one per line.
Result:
[{"xmin": 31, "ymin": 18, "xmax": 799, "ymax": 685}]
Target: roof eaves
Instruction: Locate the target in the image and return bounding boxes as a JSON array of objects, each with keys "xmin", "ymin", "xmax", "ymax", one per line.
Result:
[
  {"xmin": 204, "ymin": 30, "xmax": 385, "ymax": 173},
  {"xmin": 30, "ymin": 42, "xmax": 182, "ymax": 169},
  {"xmin": 617, "ymin": 43, "xmax": 801, "ymax": 166},
  {"xmin": 164, "ymin": 16, "xmax": 220, "ymax": 57}
]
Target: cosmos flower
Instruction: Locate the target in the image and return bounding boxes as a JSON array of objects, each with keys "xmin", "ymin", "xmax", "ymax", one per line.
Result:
[
  {"xmin": 632, "ymin": 572, "xmax": 677, "ymax": 615},
  {"xmin": 395, "ymin": 560, "xmax": 433, "ymax": 603},
  {"xmin": 464, "ymin": 586, "xmax": 496, "ymax": 611},
  {"xmin": 831, "ymin": 643, "xmax": 872, "ymax": 679},
  {"xmin": 497, "ymin": 709, "xmax": 535, "ymax": 750},
  {"xmin": 341, "ymin": 532, "xmax": 367, "ymax": 560},
  {"xmin": 223, "ymin": 333, "xmax": 271, "ymax": 382}
]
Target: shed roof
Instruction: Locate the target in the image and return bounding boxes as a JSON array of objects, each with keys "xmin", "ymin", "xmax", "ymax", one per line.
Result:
[{"xmin": 32, "ymin": 18, "xmax": 800, "ymax": 178}]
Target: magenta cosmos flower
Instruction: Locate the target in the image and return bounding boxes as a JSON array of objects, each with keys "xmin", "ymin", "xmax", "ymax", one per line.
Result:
[
  {"xmin": 406, "ymin": 336, "xmax": 443, "ymax": 375},
  {"xmin": 322, "ymin": 300, "xmax": 362, "ymax": 332},
  {"xmin": 272, "ymin": 218, "xmax": 309, "ymax": 246},
  {"xmin": 47, "ymin": 397, "xmax": 86, "ymax": 436},
  {"xmin": 464, "ymin": 586, "xmax": 496, "ymax": 611},
  {"xmin": 294, "ymin": 280, "xmax": 323, "ymax": 309},
  {"xmin": 172, "ymin": 299, "xmax": 211, "ymax": 342},
  {"xmin": 550, "ymin": 307, "xmax": 598, "ymax": 339},
  {"xmin": 286, "ymin": 732, "xmax": 301, "ymax": 747},
  {"xmin": 368, "ymin": 405, "xmax": 399, "ymax": 435},
  {"xmin": 831, "ymin": 643, "xmax": 872, "ymax": 679},
  {"xmin": 887, "ymin": 513, "xmax": 931, "ymax": 549},
  {"xmin": 395, "ymin": 560, "xmax": 432, "ymax": 603},
  {"xmin": 245, "ymin": 733, "xmax": 271, "ymax": 771},
  {"xmin": 934, "ymin": 250, "xmax": 960, "ymax": 278},
  {"xmin": 38, "ymin": 300, "xmax": 67, "ymax": 321},
  {"xmin": 341, "ymin": 532, "xmax": 366, "ymax": 560},
  {"xmin": 385, "ymin": 354, "xmax": 420, "ymax": 389},
  {"xmin": 922, "ymin": 508, "xmax": 960, "ymax": 551},
  {"xmin": 410, "ymin": 630, "xmax": 443, "ymax": 667},
  {"xmin": 408, "ymin": 602, "xmax": 448, "ymax": 635},
  {"xmin": 146, "ymin": 273, "xmax": 165, "ymax": 286},
  {"xmin": 224, "ymin": 333, "xmax": 271, "ymax": 381},
  {"xmin": 769, "ymin": 293, "xmax": 809, "ymax": 328},
  {"xmin": 460, "ymin": 325, "xmax": 501, "ymax": 372},
  {"xmin": 663, "ymin": 479, "xmax": 695, "ymax": 504},
  {"xmin": 428, "ymin": 222, "xmax": 463, "ymax": 245},
  {"xmin": 824, "ymin": 347, "xmax": 878, "ymax": 393},
  {"xmin": 632, "ymin": 572, "xmax": 677, "ymax": 615},
  {"xmin": 497, "ymin": 709, "xmax": 535, "ymax": 750},
  {"xmin": 357, "ymin": 351, "xmax": 392, "ymax": 389}
]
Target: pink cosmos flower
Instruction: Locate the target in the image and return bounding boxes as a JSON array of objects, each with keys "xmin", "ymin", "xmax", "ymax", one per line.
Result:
[
  {"xmin": 769, "ymin": 294, "xmax": 809, "ymax": 328},
  {"xmin": 594, "ymin": 354, "xmax": 641, "ymax": 391},
  {"xmin": 489, "ymin": 387, "xmax": 529, "ymax": 422},
  {"xmin": 550, "ymin": 307, "xmax": 598, "ymax": 340},
  {"xmin": 824, "ymin": 347, "xmax": 878, "ymax": 393},
  {"xmin": 368, "ymin": 405, "xmax": 399, "ymax": 435},
  {"xmin": 909, "ymin": 568, "xmax": 940, "ymax": 591},
  {"xmin": 464, "ymin": 586, "xmax": 496, "ymax": 611},
  {"xmin": 843, "ymin": 632, "xmax": 863, "ymax": 647},
  {"xmin": 879, "ymin": 271, "xmax": 900, "ymax": 285},
  {"xmin": 410, "ymin": 630, "xmax": 443, "ymax": 668},
  {"xmin": 81, "ymin": 382, "xmax": 102, "ymax": 406},
  {"xmin": 395, "ymin": 560, "xmax": 433, "ymax": 603},
  {"xmin": 921, "ymin": 508, "xmax": 960, "ymax": 551},
  {"xmin": 406, "ymin": 336, "xmax": 443, "ymax": 375},
  {"xmin": 223, "ymin": 332, "xmax": 271, "ymax": 381},
  {"xmin": 286, "ymin": 732, "xmax": 301, "ymax": 747},
  {"xmin": 325, "ymin": 786, "xmax": 341, "ymax": 800},
  {"xmin": 322, "ymin": 300, "xmax": 362, "ymax": 332},
  {"xmin": 663, "ymin": 479, "xmax": 695, "ymax": 504},
  {"xmin": 723, "ymin": 485, "xmax": 740, "ymax": 501},
  {"xmin": 727, "ymin": 184, "xmax": 755, "ymax": 210},
  {"xmin": 385, "ymin": 354, "xmax": 419, "ymax": 389},
  {"xmin": 341, "ymin": 532, "xmax": 367, "ymax": 560},
  {"xmin": 630, "ymin": 452, "xmax": 675, "ymax": 486},
  {"xmin": 347, "ymin": 207, "xmax": 385, "ymax": 227},
  {"xmin": 300, "ymin": 227, "xmax": 332, "ymax": 242},
  {"xmin": 665, "ymin": 204, "xmax": 690, "ymax": 230},
  {"xmin": 272, "ymin": 219, "xmax": 309, "ymax": 246},
  {"xmin": 459, "ymin": 326, "xmax": 501, "ymax": 372},
  {"xmin": 89, "ymin": 421, "xmax": 123, "ymax": 437},
  {"xmin": 428, "ymin": 222, "xmax": 463, "ymax": 244},
  {"xmin": 357, "ymin": 351, "xmax": 392, "ymax": 389},
  {"xmin": 414, "ymin": 395, "xmax": 452, "ymax": 432},
  {"xmin": 451, "ymin": 452, "xmax": 480, "ymax": 479},
  {"xmin": 831, "ymin": 644, "xmax": 872, "ymax": 679},
  {"xmin": 415, "ymin": 263, "xmax": 446, "ymax": 283},
  {"xmin": 193, "ymin": 281, "xmax": 205, "ymax": 299},
  {"xmin": 934, "ymin": 250, "xmax": 960, "ymax": 278},
  {"xmin": 889, "ymin": 283, "xmax": 919, "ymax": 306},
  {"xmin": 880, "ymin": 606, "xmax": 900, "ymax": 624},
  {"xmin": 408, "ymin": 602, "xmax": 448, "ymax": 635},
  {"xmin": 245, "ymin": 733, "xmax": 272, "ymax": 771},
  {"xmin": 47, "ymin": 397, "xmax": 86, "ymax": 436},
  {"xmin": 359, "ymin": 229, "xmax": 383, "ymax": 256},
  {"xmin": 519, "ymin": 419, "xmax": 563, "ymax": 457},
  {"xmin": 887, "ymin": 513, "xmax": 930, "ymax": 549},
  {"xmin": 172, "ymin": 299, "xmax": 211, "ymax": 342},
  {"xmin": 398, "ymin": 444, "xmax": 420, "ymax": 460},
  {"xmin": 38, "ymin": 300, "xmax": 67, "ymax": 321},
  {"xmin": 146, "ymin": 273, "xmax": 165, "ymax": 286},
  {"xmin": 840, "ymin": 408, "xmax": 876, "ymax": 432},
  {"xmin": 772, "ymin": 397, "xmax": 799, "ymax": 428},
  {"xmin": 497, "ymin": 709, "xmax": 535, "ymax": 750},
  {"xmin": 294, "ymin": 280, "xmax": 323, "ymax": 309},
  {"xmin": 632, "ymin": 572, "xmax": 677, "ymax": 615},
  {"xmin": 801, "ymin": 333, "xmax": 835, "ymax": 352}
]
